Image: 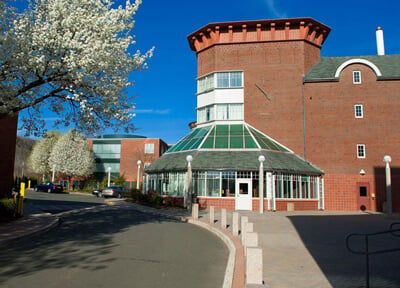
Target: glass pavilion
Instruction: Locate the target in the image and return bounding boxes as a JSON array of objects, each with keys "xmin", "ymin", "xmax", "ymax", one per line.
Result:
[{"xmin": 144, "ymin": 122, "xmax": 324, "ymax": 211}]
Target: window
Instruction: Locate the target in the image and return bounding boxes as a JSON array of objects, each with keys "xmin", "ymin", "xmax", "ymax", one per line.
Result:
[
  {"xmin": 353, "ymin": 71, "xmax": 361, "ymax": 84},
  {"xmin": 354, "ymin": 104, "xmax": 363, "ymax": 118},
  {"xmin": 216, "ymin": 72, "xmax": 230, "ymax": 88},
  {"xmin": 206, "ymin": 107, "xmax": 211, "ymax": 121},
  {"xmin": 274, "ymin": 174, "xmax": 318, "ymax": 199},
  {"xmin": 357, "ymin": 144, "xmax": 366, "ymax": 158},
  {"xmin": 197, "ymin": 71, "xmax": 243, "ymax": 94},
  {"xmin": 93, "ymin": 143, "xmax": 121, "ymax": 159},
  {"xmin": 145, "ymin": 143, "xmax": 154, "ymax": 154}
]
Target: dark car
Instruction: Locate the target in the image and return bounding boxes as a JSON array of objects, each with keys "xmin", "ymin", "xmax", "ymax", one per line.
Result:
[
  {"xmin": 101, "ymin": 186, "xmax": 129, "ymax": 198},
  {"xmin": 34, "ymin": 182, "xmax": 64, "ymax": 193}
]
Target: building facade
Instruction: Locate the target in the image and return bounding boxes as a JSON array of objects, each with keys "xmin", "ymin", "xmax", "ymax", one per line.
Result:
[
  {"xmin": 88, "ymin": 135, "xmax": 168, "ymax": 189},
  {"xmin": 145, "ymin": 17, "xmax": 400, "ymax": 212}
]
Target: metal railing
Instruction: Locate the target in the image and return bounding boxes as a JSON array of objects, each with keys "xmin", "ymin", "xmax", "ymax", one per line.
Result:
[{"xmin": 346, "ymin": 223, "xmax": 400, "ymax": 288}]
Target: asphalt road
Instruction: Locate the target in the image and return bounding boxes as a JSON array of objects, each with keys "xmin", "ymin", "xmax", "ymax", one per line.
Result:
[
  {"xmin": 24, "ymin": 189, "xmax": 106, "ymax": 214},
  {"xmin": 1, "ymin": 192, "xmax": 228, "ymax": 288}
]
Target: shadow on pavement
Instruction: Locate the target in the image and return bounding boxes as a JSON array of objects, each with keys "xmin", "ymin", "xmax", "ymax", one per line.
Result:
[
  {"xmin": 0, "ymin": 205, "xmax": 178, "ymax": 284},
  {"xmin": 287, "ymin": 213, "xmax": 400, "ymax": 288}
]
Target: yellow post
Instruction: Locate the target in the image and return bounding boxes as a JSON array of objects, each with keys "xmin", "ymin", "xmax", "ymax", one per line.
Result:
[
  {"xmin": 28, "ymin": 180, "xmax": 31, "ymax": 189},
  {"xmin": 18, "ymin": 182, "xmax": 25, "ymax": 216}
]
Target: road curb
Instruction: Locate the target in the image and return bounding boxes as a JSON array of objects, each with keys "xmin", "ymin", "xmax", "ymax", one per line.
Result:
[{"xmin": 188, "ymin": 218, "xmax": 236, "ymax": 288}]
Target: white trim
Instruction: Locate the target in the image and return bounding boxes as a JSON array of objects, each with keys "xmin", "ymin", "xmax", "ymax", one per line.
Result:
[
  {"xmin": 334, "ymin": 59, "xmax": 382, "ymax": 78},
  {"xmin": 353, "ymin": 71, "xmax": 362, "ymax": 84},
  {"xmin": 357, "ymin": 144, "xmax": 366, "ymax": 158},
  {"xmin": 354, "ymin": 104, "xmax": 364, "ymax": 118}
]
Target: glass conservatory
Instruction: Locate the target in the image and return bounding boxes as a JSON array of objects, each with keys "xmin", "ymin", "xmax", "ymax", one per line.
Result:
[{"xmin": 144, "ymin": 123, "xmax": 324, "ymax": 211}]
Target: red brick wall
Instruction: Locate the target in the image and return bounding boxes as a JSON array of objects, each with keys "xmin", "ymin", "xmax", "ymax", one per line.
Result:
[
  {"xmin": 305, "ymin": 63, "xmax": 400, "ymax": 212},
  {"xmin": 0, "ymin": 116, "xmax": 18, "ymax": 196},
  {"xmin": 197, "ymin": 41, "xmax": 321, "ymax": 157},
  {"xmin": 198, "ymin": 197, "xmax": 236, "ymax": 211},
  {"xmin": 275, "ymin": 200, "xmax": 319, "ymax": 211}
]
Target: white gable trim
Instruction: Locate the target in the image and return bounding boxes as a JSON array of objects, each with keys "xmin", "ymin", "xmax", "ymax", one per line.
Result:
[{"xmin": 334, "ymin": 59, "xmax": 382, "ymax": 78}]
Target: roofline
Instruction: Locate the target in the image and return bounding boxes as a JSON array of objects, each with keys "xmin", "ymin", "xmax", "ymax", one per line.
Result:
[{"xmin": 187, "ymin": 17, "xmax": 331, "ymax": 52}]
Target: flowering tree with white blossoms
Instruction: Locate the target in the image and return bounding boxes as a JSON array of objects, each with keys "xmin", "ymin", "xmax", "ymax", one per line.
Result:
[
  {"xmin": 49, "ymin": 129, "xmax": 94, "ymax": 188},
  {"xmin": 0, "ymin": 0, "xmax": 153, "ymax": 136},
  {"xmin": 29, "ymin": 130, "xmax": 61, "ymax": 180}
]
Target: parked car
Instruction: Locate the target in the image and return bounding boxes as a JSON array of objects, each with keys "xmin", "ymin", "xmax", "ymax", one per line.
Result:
[
  {"xmin": 101, "ymin": 186, "xmax": 130, "ymax": 198},
  {"xmin": 34, "ymin": 182, "xmax": 63, "ymax": 193},
  {"xmin": 92, "ymin": 189, "xmax": 103, "ymax": 197}
]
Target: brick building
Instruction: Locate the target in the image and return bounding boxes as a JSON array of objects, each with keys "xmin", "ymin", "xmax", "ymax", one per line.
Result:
[
  {"xmin": 87, "ymin": 134, "xmax": 168, "ymax": 189},
  {"xmin": 0, "ymin": 116, "xmax": 18, "ymax": 196},
  {"xmin": 145, "ymin": 17, "xmax": 400, "ymax": 212}
]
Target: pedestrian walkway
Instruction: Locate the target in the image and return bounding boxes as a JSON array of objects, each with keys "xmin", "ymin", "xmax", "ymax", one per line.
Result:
[{"xmin": 199, "ymin": 209, "xmax": 400, "ymax": 288}]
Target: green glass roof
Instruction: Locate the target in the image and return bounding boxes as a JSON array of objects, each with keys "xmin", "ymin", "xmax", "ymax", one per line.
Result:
[{"xmin": 168, "ymin": 123, "xmax": 290, "ymax": 152}]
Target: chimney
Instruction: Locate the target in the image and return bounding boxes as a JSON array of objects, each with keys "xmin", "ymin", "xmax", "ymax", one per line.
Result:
[{"xmin": 376, "ymin": 26, "xmax": 385, "ymax": 56}]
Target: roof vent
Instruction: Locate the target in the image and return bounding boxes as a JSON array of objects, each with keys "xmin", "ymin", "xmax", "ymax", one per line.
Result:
[{"xmin": 376, "ymin": 26, "xmax": 385, "ymax": 56}]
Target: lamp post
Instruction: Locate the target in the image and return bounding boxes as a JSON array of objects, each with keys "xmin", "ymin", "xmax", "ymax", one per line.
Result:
[
  {"xmin": 136, "ymin": 160, "xmax": 142, "ymax": 190},
  {"xmin": 186, "ymin": 155, "xmax": 193, "ymax": 211},
  {"xmin": 383, "ymin": 155, "xmax": 392, "ymax": 218},
  {"xmin": 107, "ymin": 167, "xmax": 111, "ymax": 187},
  {"xmin": 258, "ymin": 155, "xmax": 265, "ymax": 214},
  {"xmin": 52, "ymin": 164, "xmax": 56, "ymax": 182}
]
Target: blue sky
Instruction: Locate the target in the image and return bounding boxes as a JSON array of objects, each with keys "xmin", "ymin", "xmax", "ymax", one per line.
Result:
[{"xmin": 17, "ymin": 0, "xmax": 400, "ymax": 143}]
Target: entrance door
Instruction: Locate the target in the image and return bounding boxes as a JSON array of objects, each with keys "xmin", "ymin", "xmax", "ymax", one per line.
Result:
[
  {"xmin": 235, "ymin": 179, "xmax": 252, "ymax": 210},
  {"xmin": 357, "ymin": 183, "xmax": 370, "ymax": 211}
]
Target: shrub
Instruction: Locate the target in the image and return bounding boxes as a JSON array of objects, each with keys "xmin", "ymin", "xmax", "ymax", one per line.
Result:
[{"xmin": 0, "ymin": 198, "xmax": 17, "ymax": 220}]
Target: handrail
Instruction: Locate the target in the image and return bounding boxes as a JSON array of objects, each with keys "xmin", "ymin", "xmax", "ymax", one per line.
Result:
[{"xmin": 345, "ymin": 222, "xmax": 400, "ymax": 288}]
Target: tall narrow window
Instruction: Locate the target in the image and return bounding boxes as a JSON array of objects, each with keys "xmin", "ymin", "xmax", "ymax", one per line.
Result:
[
  {"xmin": 354, "ymin": 104, "xmax": 363, "ymax": 118},
  {"xmin": 353, "ymin": 71, "xmax": 361, "ymax": 84},
  {"xmin": 357, "ymin": 144, "xmax": 366, "ymax": 158}
]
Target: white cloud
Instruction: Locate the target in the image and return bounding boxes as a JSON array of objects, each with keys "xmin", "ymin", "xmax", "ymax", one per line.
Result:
[
  {"xmin": 135, "ymin": 109, "xmax": 171, "ymax": 115},
  {"xmin": 265, "ymin": 0, "xmax": 288, "ymax": 18}
]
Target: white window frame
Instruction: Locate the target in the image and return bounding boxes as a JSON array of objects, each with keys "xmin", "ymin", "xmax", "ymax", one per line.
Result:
[
  {"xmin": 357, "ymin": 144, "xmax": 366, "ymax": 158},
  {"xmin": 197, "ymin": 71, "xmax": 243, "ymax": 94},
  {"xmin": 353, "ymin": 71, "xmax": 361, "ymax": 84},
  {"xmin": 145, "ymin": 143, "xmax": 155, "ymax": 154},
  {"xmin": 354, "ymin": 104, "xmax": 363, "ymax": 118}
]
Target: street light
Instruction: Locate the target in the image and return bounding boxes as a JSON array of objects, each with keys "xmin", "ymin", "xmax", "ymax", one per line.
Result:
[
  {"xmin": 383, "ymin": 155, "xmax": 392, "ymax": 218},
  {"xmin": 186, "ymin": 155, "xmax": 193, "ymax": 211},
  {"xmin": 107, "ymin": 167, "xmax": 111, "ymax": 187},
  {"xmin": 258, "ymin": 155, "xmax": 266, "ymax": 214},
  {"xmin": 136, "ymin": 160, "xmax": 142, "ymax": 190}
]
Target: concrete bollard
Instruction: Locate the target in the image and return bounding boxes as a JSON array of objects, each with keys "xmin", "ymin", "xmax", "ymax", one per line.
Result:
[
  {"xmin": 241, "ymin": 216, "xmax": 248, "ymax": 244},
  {"xmin": 242, "ymin": 223, "xmax": 254, "ymax": 254},
  {"xmin": 192, "ymin": 203, "xmax": 199, "ymax": 219},
  {"xmin": 244, "ymin": 232, "xmax": 258, "ymax": 256},
  {"xmin": 246, "ymin": 247, "xmax": 263, "ymax": 285},
  {"xmin": 242, "ymin": 222, "xmax": 254, "ymax": 247},
  {"xmin": 232, "ymin": 212, "xmax": 239, "ymax": 236},
  {"xmin": 209, "ymin": 206, "xmax": 215, "ymax": 224},
  {"xmin": 221, "ymin": 208, "xmax": 227, "ymax": 229}
]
